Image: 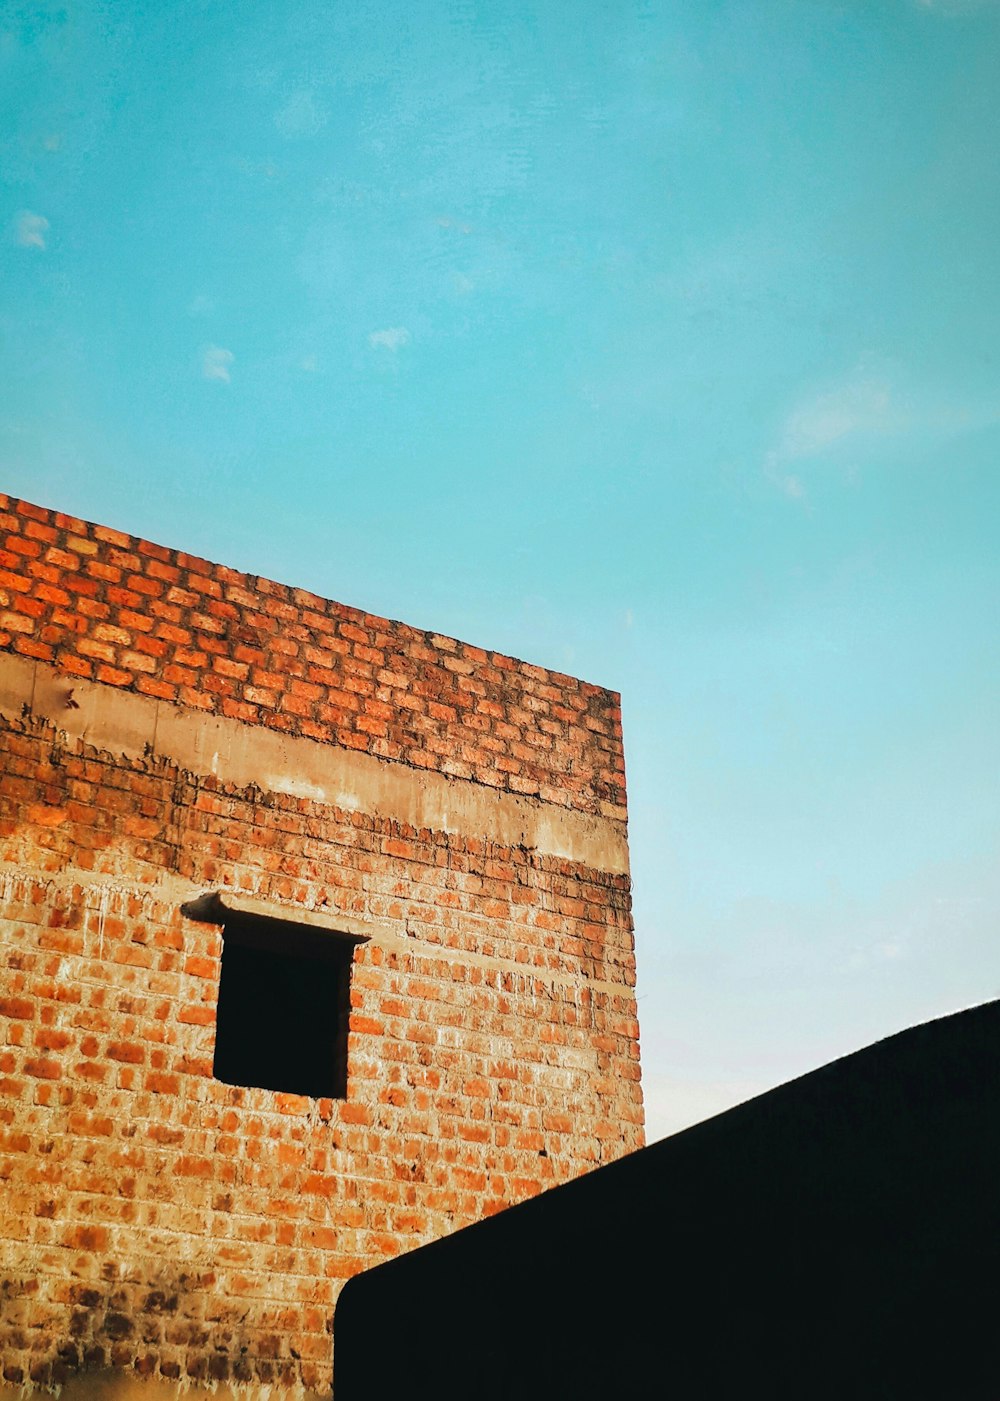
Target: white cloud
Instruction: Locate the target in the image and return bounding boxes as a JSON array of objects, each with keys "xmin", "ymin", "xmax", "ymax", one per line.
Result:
[
  {"xmin": 765, "ymin": 364, "xmax": 937, "ymax": 499},
  {"xmin": 275, "ymin": 89, "xmax": 327, "ymax": 139},
  {"xmin": 436, "ymin": 216, "xmax": 473, "ymax": 235},
  {"xmin": 452, "ymin": 272, "xmax": 475, "ymax": 295},
  {"xmin": 300, "ymin": 355, "xmax": 318, "ymax": 373},
  {"xmin": 916, "ymin": 0, "xmax": 998, "ymax": 13},
  {"xmin": 766, "ymin": 364, "xmax": 1000, "ymax": 498},
  {"xmin": 780, "ymin": 375, "xmax": 899, "ymax": 459},
  {"xmin": 202, "ymin": 345, "xmax": 234, "ymax": 382},
  {"xmin": 15, "ymin": 211, "xmax": 49, "ymax": 250},
  {"xmin": 188, "ymin": 293, "xmax": 214, "ymax": 317},
  {"xmin": 368, "ymin": 327, "xmax": 410, "ymax": 352},
  {"xmin": 764, "ymin": 371, "xmax": 897, "ymax": 501}
]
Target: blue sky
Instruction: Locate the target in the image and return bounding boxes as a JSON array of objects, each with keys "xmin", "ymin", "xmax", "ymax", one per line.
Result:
[{"xmin": 4, "ymin": 0, "xmax": 999, "ymax": 1138}]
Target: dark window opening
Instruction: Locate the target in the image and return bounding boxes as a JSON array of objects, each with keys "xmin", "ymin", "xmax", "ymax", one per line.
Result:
[{"xmin": 213, "ymin": 912, "xmax": 353, "ymax": 1099}]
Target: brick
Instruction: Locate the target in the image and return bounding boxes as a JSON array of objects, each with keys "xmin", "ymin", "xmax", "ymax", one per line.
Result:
[
  {"xmin": 5, "ymin": 534, "xmax": 41, "ymax": 558},
  {"xmin": 96, "ymin": 664, "xmax": 133, "ymax": 687},
  {"xmin": 0, "ymin": 610, "xmax": 33, "ymax": 635},
  {"xmin": 178, "ymin": 1005, "xmax": 215, "ymax": 1026},
  {"xmin": 34, "ymin": 581, "xmax": 71, "ymax": 606},
  {"xmin": 0, "ymin": 567, "xmax": 32, "ymax": 594},
  {"xmin": 94, "ymin": 524, "xmax": 133, "ymax": 548},
  {"xmin": 119, "ymin": 608, "xmax": 155, "ymax": 633},
  {"xmin": 155, "ymin": 622, "xmax": 192, "ymax": 645},
  {"xmin": 144, "ymin": 1071, "xmax": 181, "ymax": 1094},
  {"xmin": 0, "ymin": 996, "xmax": 34, "ymax": 1019},
  {"xmin": 136, "ymin": 678, "xmax": 176, "ymax": 700},
  {"xmin": 24, "ymin": 1057, "xmax": 61, "ymax": 1079},
  {"xmin": 63, "ymin": 1224, "xmax": 109, "ymax": 1251},
  {"xmin": 13, "ymin": 592, "xmax": 47, "ymax": 618},
  {"xmin": 15, "ymin": 499, "xmax": 50, "ymax": 523},
  {"xmin": 13, "ymin": 637, "xmax": 54, "ymax": 661},
  {"xmin": 126, "ymin": 574, "xmax": 164, "ymax": 597},
  {"xmin": 66, "ymin": 533, "xmax": 98, "ymax": 556}
]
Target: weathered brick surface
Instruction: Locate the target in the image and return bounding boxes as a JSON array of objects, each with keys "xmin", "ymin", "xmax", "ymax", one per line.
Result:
[
  {"xmin": 0, "ymin": 495, "xmax": 643, "ymax": 1397},
  {"xmin": 0, "ymin": 495, "xmax": 625, "ymax": 822}
]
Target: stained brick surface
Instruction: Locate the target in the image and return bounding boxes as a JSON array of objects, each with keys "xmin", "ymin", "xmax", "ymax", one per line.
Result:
[{"xmin": 0, "ymin": 500, "xmax": 642, "ymax": 1396}]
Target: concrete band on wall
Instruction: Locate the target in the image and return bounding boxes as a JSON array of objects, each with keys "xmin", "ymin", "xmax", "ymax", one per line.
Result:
[
  {"xmin": 0, "ymin": 654, "xmax": 629, "ymax": 880},
  {"xmin": 0, "ymin": 653, "xmax": 636, "ymax": 999}
]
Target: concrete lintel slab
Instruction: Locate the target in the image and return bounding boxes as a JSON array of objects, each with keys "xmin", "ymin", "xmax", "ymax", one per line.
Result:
[{"xmin": 0, "ymin": 654, "xmax": 629, "ymax": 874}]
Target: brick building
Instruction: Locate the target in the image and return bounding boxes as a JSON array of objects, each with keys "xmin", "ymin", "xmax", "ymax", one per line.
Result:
[{"xmin": 0, "ymin": 495, "xmax": 643, "ymax": 1397}]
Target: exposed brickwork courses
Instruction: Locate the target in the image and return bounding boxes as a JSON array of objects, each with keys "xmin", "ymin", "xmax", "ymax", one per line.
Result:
[
  {"xmin": 0, "ymin": 711, "xmax": 642, "ymax": 1393},
  {"xmin": 0, "ymin": 495, "xmax": 626, "ymax": 822}
]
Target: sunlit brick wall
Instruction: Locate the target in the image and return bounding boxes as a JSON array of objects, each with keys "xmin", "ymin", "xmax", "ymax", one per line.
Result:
[
  {"xmin": 0, "ymin": 497, "xmax": 642, "ymax": 1398},
  {"xmin": 0, "ymin": 495, "xmax": 625, "ymax": 821}
]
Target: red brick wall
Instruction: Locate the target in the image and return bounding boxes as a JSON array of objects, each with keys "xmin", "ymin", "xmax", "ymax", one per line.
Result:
[
  {"xmin": 0, "ymin": 499, "xmax": 642, "ymax": 1397},
  {"xmin": 0, "ymin": 495, "xmax": 625, "ymax": 822}
]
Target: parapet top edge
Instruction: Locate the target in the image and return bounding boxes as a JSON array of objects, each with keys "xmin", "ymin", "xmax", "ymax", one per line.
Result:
[{"xmin": 0, "ymin": 492, "xmax": 621, "ymax": 702}]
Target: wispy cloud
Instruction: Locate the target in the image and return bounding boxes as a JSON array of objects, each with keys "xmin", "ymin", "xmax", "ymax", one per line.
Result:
[
  {"xmin": 188, "ymin": 294, "xmax": 214, "ymax": 317},
  {"xmin": 436, "ymin": 216, "xmax": 473, "ymax": 235},
  {"xmin": 368, "ymin": 327, "xmax": 410, "ymax": 352},
  {"xmin": 916, "ymin": 0, "xmax": 998, "ymax": 14},
  {"xmin": 275, "ymin": 89, "xmax": 327, "ymax": 139},
  {"xmin": 781, "ymin": 376, "xmax": 900, "ymax": 458},
  {"xmin": 15, "ymin": 211, "xmax": 49, "ymax": 250},
  {"xmin": 765, "ymin": 369, "xmax": 899, "ymax": 499},
  {"xmin": 202, "ymin": 345, "xmax": 234, "ymax": 382},
  {"xmin": 765, "ymin": 362, "xmax": 1000, "ymax": 499}
]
